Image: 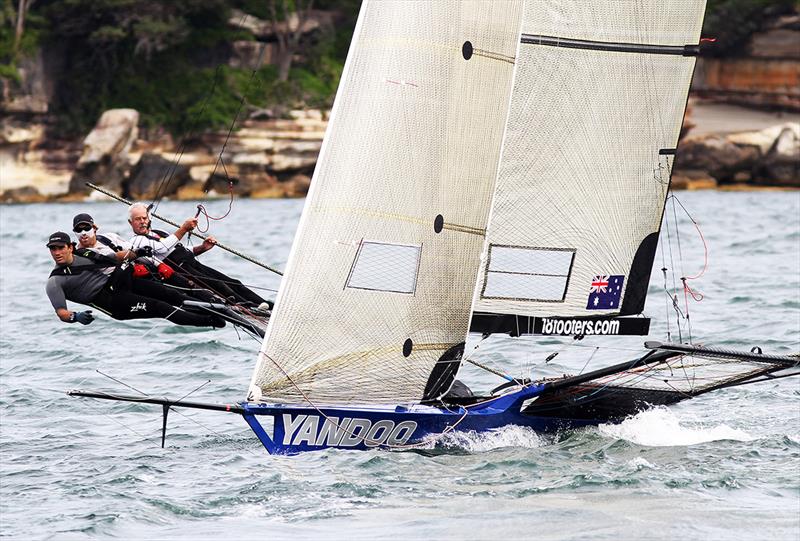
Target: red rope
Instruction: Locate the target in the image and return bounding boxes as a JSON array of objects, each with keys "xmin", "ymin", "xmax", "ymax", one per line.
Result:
[
  {"xmin": 196, "ymin": 181, "xmax": 234, "ymax": 233},
  {"xmin": 684, "ymin": 218, "xmax": 708, "ymax": 281}
]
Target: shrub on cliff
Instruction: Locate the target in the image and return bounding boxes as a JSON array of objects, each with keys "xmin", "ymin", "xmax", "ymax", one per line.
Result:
[{"xmin": 703, "ymin": 0, "xmax": 798, "ymax": 56}]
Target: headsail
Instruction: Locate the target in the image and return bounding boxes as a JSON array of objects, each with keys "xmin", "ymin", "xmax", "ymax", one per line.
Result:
[
  {"xmin": 249, "ymin": 0, "xmax": 524, "ymax": 404},
  {"xmin": 472, "ymin": 0, "xmax": 707, "ymax": 330}
]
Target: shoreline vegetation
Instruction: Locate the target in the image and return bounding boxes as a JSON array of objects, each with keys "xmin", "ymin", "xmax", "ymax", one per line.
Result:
[{"xmin": 1, "ymin": 1, "xmax": 799, "ymax": 204}]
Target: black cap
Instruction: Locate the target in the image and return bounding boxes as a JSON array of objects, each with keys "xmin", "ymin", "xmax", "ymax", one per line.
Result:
[
  {"xmin": 46, "ymin": 231, "xmax": 72, "ymax": 247},
  {"xmin": 72, "ymin": 213, "xmax": 94, "ymax": 228}
]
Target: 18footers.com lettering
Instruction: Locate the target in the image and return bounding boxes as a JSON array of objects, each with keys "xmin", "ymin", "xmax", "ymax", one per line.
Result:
[{"xmin": 540, "ymin": 318, "xmax": 620, "ymax": 335}]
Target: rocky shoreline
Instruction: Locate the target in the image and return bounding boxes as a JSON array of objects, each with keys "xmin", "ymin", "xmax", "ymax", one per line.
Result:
[
  {"xmin": 1, "ymin": 107, "xmax": 326, "ymax": 204},
  {"xmin": 1, "ymin": 101, "xmax": 797, "ymax": 205},
  {"xmin": 3, "ymin": 6, "xmax": 798, "ymax": 204}
]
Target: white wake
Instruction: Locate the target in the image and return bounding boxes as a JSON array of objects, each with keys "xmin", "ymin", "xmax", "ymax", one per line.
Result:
[{"xmin": 599, "ymin": 407, "xmax": 754, "ymax": 446}]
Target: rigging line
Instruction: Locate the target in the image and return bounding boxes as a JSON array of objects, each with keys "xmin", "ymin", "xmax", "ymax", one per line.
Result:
[
  {"xmin": 147, "ymin": 247, "xmax": 265, "ymax": 309},
  {"xmin": 171, "ymin": 380, "xmax": 212, "ymax": 405},
  {"xmin": 93, "ymin": 366, "xmax": 258, "ymax": 451},
  {"xmin": 672, "ymin": 195, "xmax": 709, "ymax": 281},
  {"xmin": 670, "ymin": 196, "xmax": 693, "ymax": 342},
  {"xmin": 151, "ymin": 9, "xmax": 250, "ymax": 213},
  {"xmin": 577, "ymin": 346, "xmax": 599, "ymax": 376},
  {"xmin": 453, "ymin": 337, "xmax": 521, "ymax": 388},
  {"xmin": 663, "ymin": 198, "xmax": 682, "ymax": 343},
  {"xmin": 161, "ymin": 258, "xmax": 271, "ymax": 322},
  {"xmin": 185, "ymin": 303, "xmax": 264, "ymax": 340},
  {"xmin": 660, "ymin": 218, "xmax": 672, "ymax": 342},
  {"xmin": 162, "ymin": 279, "xmax": 277, "ymax": 293},
  {"xmin": 165, "ymin": 406, "xmax": 263, "ymax": 455},
  {"xmin": 86, "ymin": 182, "xmax": 283, "ymax": 276},
  {"xmin": 150, "ymin": 65, "xmax": 226, "ymax": 213},
  {"xmin": 205, "ymin": 37, "xmax": 272, "ymax": 188},
  {"xmin": 39, "ymin": 375, "xmax": 92, "ymax": 410},
  {"xmin": 660, "ymin": 378, "xmax": 696, "ymax": 399},
  {"xmin": 195, "ymin": 182, "xmax": 235, "ymax": 234},
  {"xmin": 464, "ymin": 357, "xmax": 518, "ymax": 383},
  {"xmin": 139, "ymin": 306, "xmax": 181, "ymax": 339},
  {"xmin": 165, "ymin": 406, "xmax": 233, "ymax": 444},
  {"xmin": 96, "ymin": 369, "xmax": 147, "ymax": 396},
  {"xmin": 81, "ymin": 398, "xmax": 156, "ymax": 442},
  {"xmin": 564, "ymin": 342, "xmax": 645, "ymax": 354}
]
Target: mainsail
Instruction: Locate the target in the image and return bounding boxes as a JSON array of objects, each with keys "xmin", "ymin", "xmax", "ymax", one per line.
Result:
[
  {"xmin": 473, "ymin": 0, "xmax": 707, "ymax": 325},
  {"xmin": 249, "ymin": 0, "xmax": 524, "ymax": 404}
]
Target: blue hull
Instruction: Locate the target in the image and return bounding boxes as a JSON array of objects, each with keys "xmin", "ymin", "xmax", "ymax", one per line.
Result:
[{"xmin": 241, "ymin": 384, "xmax": 591, "ymax": 454}]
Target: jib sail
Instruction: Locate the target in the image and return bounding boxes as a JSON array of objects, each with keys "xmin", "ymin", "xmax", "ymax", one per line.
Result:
[{"xmin": 472, "ymin": 0, "xmax": 707, "ymax": 332}]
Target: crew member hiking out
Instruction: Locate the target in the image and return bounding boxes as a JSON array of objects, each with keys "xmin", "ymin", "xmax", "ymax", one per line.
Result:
[
  {"xmin": 127, "ymin": 203, "xmax": 272, "ymax": 313},
  {"xmin": 45, "ymin": 231, "xmax": 225, "ymax": 328},
  {"xmin": 72, "ymin": 212, "xmax": 219, "ymax": 306},
  {"xmin": 73, "ymin": 212, "xmax": 136, "ymax": 263}
]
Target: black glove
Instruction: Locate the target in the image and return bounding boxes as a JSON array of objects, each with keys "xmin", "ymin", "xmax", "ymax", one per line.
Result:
[
  {"xmin": 135, "ymin": 246, "xmax": 153, "ymax": 257},
  {"xmin": 69, "ymin": 310, "xmax": 94, "ymax": 325}
]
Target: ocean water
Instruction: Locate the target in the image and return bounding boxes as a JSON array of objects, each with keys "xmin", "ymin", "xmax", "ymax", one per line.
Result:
[{"xmin": 1, "ymin": 191, "xmax": 798, "ymax": 540}]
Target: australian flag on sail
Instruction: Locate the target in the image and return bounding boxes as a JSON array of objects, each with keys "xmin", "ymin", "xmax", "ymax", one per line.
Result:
[{"xmin": 586, "ymin": 275, "xmax": 625, "ymax": 310}]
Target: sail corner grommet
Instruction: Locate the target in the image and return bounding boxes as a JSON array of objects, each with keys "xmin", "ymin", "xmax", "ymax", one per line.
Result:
[
  {"xmin": 403, "ymin": 338, "xmax": 413, "ymax": 357},
  {"xmin": 462, "ymin": 41, "xmax": 473, "ymax": 60}
]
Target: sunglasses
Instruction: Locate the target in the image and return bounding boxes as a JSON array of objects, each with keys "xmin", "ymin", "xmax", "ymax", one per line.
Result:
[{"xmin": 74, "ymin": 224, "xmax": 92, "ymax": 233}]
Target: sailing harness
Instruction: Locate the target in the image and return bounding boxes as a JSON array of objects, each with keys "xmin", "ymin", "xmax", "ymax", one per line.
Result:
[
  {"xmin": 49, "ymin": 251, "xmax": 119, "ymax": 278},
  {"xmin": 95, "ymin": 234, "xmax": 124, "ymax": 252}
]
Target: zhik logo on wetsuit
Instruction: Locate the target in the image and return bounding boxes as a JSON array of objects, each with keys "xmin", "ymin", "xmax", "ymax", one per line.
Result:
[
  {"xmin": 129, "ymin": 302, "xmax": 147, "ymax": 312},
  {"xmin": 282, "ymin": 414, "xmax": 417, "ymax": 448}
]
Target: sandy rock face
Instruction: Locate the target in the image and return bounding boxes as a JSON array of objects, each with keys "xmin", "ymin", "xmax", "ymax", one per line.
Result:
[
  {"xmin": 125, "ymin": 153, "xmax": 190, "ymax": 200},
  {"xmin": 204, "ymin": 163, "xmax": 279, "ymax": 196},
  {"xmin": 0, "ymin": 186, "xmax": 47, "ymax": 204},
  {"xmin": 0, "ymin": 116, "xmax": 81, "ymax": 199},
  {"xmin": 79, "ymin": 109, "xmax": 139, "ymax": 164},
  {"xmin": 675, "ymin": 135, "xmax": 760, "ymax": 180},
  {"xmin": 68, "ymin": 109, "xmax": 140, "ymax": 195},
  {"xmin": 675, "ymin": 122, "xmax": 800, "ymax": 187},
  {"xmin": 760, "ymin": 124, "xmax": 800, "ymax": 185}
]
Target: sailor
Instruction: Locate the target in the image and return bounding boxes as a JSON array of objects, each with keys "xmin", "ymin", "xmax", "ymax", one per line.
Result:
[
  {"xmin": 71, "ymin": 211, "xmax": 205, "ymax": 308},
  {"xmin": 73, "ymin": 212, "xmax": 135, "ymax": 263},
  {"xmin": 127, "ymin": 203, "xmax": 272, "ymax": 312},
  {"xmin": 45, "ymin": 231, "xmax": 224, "ymax": 328}
]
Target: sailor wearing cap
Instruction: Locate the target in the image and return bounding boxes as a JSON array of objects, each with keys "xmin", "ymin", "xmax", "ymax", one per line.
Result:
[
  {"xmin": 45, "ymin": 231, "xmax": 225, "ymax": 329},
  {"xmin": 127, "ymin": 203, "xmax": 272, "ymax": 313},
  {"xmin": 73, "ymin": 213, "xmax": 136, "ymax": 264}
]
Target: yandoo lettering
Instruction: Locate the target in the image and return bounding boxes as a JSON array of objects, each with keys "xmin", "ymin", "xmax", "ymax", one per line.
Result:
[
  {"xmin": 282, "ymin": 414, "xmax": 418, "ymax": 448},
  {"xmin": 540, "ymin": 318, "xmax": 620, "ymax": 335}
]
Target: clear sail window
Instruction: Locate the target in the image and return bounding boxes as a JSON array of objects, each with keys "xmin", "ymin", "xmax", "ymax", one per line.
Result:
[
  {"xmin": 482, "ymin": 245, "xmax": 575, "ymax": 302},
  {"xmin": 346, "ymin": 241, "xmax": 422, "ymax": 294}
]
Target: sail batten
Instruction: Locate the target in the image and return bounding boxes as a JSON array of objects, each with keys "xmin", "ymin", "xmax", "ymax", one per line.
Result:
[{"xmin": 520, "ymin": 34, "xmax": 701, "ymax": 56}]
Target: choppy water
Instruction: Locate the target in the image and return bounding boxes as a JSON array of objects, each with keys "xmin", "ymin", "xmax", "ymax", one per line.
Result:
[{"xmin": 1, "ymin": 191, "xmax": 798, "ymax": 540}]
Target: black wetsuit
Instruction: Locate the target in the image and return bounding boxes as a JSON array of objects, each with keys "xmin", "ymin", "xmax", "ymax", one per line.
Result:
[
  {"xmin": 164, "ymin": 244, "xmax": 269, "ymax": 307},
  {"xmin": 46, "ymin": 253, "xmax": 223, "ymax": 328},
  {"xmin": 131, "ymin": 229, "xmax": 269, "ymax": 307}
]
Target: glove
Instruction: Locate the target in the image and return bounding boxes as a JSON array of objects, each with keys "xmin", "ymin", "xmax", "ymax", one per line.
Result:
[
  {"xmin": 70, "ymin": 310, "xmax": 94, "ymax": 325},
  {"xmin": 135, "ymin": 246, "xmax": 153, "ymax": 257}
]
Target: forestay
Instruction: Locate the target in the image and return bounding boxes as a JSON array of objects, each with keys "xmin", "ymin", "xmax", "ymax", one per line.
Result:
[
  {"xmin": 249, "ymin": 0, "xmax": 523, "ymax": 404},
  {"xmin": 474, "ymin": 0, "xmax": 707, "ymax": 319}
]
